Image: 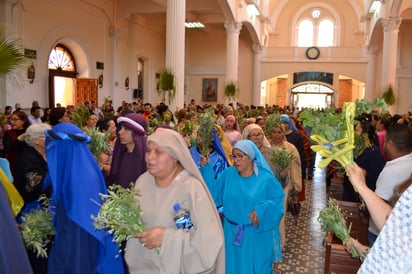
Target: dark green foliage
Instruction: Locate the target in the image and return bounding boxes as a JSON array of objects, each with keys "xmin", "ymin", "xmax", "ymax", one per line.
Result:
[
  {"xmin": 382, "ymin": 85, "xmax": 396, "ymax": 106},
  {"xmin": 224, "ymin": 81, "xmax": 237, "ymax": 98}
]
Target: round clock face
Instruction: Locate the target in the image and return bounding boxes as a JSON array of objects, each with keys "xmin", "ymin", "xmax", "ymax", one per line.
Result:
[{"xmin": 306, "ymin": 47, "xmax": 320, "ymax": 60}]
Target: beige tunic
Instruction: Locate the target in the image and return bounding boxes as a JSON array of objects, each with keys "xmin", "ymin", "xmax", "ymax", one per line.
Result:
[
  {"xmin": 125, "ymin": 170, "xmax": 225, "ymax": 274},
  {"xmin": 267, "ymin": 141, "xmax": 302, "ymax": 248},
  {"xmin": 269, "ymin": 141, "xmax": 302, "ymax": 192}
]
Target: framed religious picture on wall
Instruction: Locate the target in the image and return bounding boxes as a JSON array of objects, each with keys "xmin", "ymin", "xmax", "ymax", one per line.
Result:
[
  {"xmin": 202, "ymin": 78, "xmax": 218, "ymax": 102},
  {"xmin": 98, "ymin": 74, "xmax": 103, "ymax": 88}
]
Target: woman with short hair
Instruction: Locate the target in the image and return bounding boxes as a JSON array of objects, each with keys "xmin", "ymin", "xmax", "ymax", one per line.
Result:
[{"xmin": 14, "ymin": 123, "xmax": 52, "ymax": 273}]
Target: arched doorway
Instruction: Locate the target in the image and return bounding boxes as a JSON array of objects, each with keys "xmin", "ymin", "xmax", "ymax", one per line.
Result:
[
  {"xmin": 291, "ymin": 83, "xmax": 334, "ymax": 109},
  {"xmin": 290, "ymin": 71, "xmax": 334, "ymax": 109},
  {"xmin": 48, "ymin": 44, "xmax": 77, "ymax": 107},
  {"xmin": 48, "ymin": 43, "xmax": 97, "ymax": 108},
  {"xmin": 262, "ymin": 72, "xmax": 364, "ymax": 109}
]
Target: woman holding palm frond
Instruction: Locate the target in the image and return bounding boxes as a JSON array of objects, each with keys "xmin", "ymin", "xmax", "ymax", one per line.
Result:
[{"xmin": 266, "ymin": 120, "xmax": 302, "ymax": 248}]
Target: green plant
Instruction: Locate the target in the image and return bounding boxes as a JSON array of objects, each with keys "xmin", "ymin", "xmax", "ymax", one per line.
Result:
[
  {"xmin": 70, "ymin": 105, "xmax": 90, "ymax": 128},
  {"xmin": 158, "ymin": 68, "xmax": 175, "ymax": 104},
  {"xmin": 0, "ymin": 25, "xmax": 25, "ymax": 77},
  {"xmin": 271, "ymin": 147, "xmax": 295, "ymax": 171},
  {"xmin": 83, "ymin": 127, "xmax": 110, "ymax": 161},
  {"xmin": 318, "ymin": 198, "xmax": 361, "ymax": 258},
  {"xmin": 224, "ymin": 81, "xmax": 237, "ymax": 98},
  {"xmin": 298, "ymin": 107, "xmax": 346, "ymax": 142},
  {"xmin": 198, "ymin": 109, "xmax": 215, "ymax": 156},
  {"xmin": 20, "ymin": 196, "xmax": 55, "ymax": 258},
  {"xmin": 92, "ymin": 184, "xmax": 159, "ymax": 253},
  {"xmin": 264, "ymin": 112, "xmax": 282, "ymax": 137},
  {"xmin": 382, "ymin": 85, "xmax": 396, "ymax": 106},
  {"xmin": 354, "ymin": 99, "xmax": 372, "ymax": 116}
]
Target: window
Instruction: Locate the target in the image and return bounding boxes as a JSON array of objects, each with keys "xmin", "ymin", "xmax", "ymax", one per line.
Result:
[
  {"xmin": 292, "ymin": 84, "xmax": 333, "ymax": 93},
  {"xmin": 297, "ymin": 8, "xmax": 335, "ymax": 47},
  {"xmin": 48, "ymin": 44, "xmax": 76, "ymax": 71},
  {"xmin": 312, "ymin": 9, "xmax": 321, "ymax": 19},
  {"xmin": 298, "ymin": 20, "xmax": 314, "ymax": 47},
  {"xmin": 318, "ymin": 20, "xmax": 334, "ymax": 46}
]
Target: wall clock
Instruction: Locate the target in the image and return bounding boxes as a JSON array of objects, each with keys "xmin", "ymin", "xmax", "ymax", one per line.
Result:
[{"xmin": 306, "ymin": 46, "xmax": 320, "ymax": 60}]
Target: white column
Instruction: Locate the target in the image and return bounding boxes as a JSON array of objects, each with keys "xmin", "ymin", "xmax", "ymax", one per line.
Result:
[
  {"xmin": 109, "ymin": 27, "xmax": 122, "ymax": 107},
  {"xmin": 224, "ymin": 21, "xmax": 242, "ymax": 105},
  {"xmin": 165, "ymin": 0, "xmax": 186, "ymax": 112},
  {"xmin": 365, "ymin": 44, "xmax": 378, "ymax": 101},
  {"xmin": 252, "ymin": 44, "xmax": 262, "ymax": 106},
  {"xmin": 381, "ymin": 17, "xmax": 401, "ymax": 91}
]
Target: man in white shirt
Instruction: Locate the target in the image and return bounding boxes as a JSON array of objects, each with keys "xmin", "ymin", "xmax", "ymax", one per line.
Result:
[
  {"xmin": 368, "ymin": 123, "xmax": 412, "ymax": 246},
  {"xmin": 346, "ymin": 164, "xmax": 412, "ymax": 274},
  {"xmin": 28, "ymin": 106, "xmax": 42, "ymax": 124}
]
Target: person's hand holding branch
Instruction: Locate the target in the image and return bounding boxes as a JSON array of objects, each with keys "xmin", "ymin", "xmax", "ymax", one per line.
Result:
[
  {"xmin": 346, "ymin": 163, "xmax": 393, "ymax": 231},
  {"xmin": 136, "ymin": 227, "xmax": 164, "ymax": 250}
]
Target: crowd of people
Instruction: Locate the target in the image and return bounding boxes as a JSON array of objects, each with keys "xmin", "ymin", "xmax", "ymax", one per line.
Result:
[{"xmin": 0, "ymin": 97, "xmax": 411, "ymax": 273}]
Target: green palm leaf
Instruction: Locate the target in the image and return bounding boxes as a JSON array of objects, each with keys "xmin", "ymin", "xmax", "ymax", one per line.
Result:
[{"xmin": 0, "ymin": 25, "xmax": 25, "ymax": 77}]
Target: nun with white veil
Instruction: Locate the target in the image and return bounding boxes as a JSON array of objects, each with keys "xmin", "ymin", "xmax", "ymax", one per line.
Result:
[{"xmin": 125, "ymin": 128, "xmax": 225, "ymax": 274}]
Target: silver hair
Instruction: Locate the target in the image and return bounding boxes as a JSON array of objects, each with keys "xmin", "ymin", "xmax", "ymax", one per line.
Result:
[{"xmin": 25, "ymin": 123, "xmax": 52, "ymax": 147}]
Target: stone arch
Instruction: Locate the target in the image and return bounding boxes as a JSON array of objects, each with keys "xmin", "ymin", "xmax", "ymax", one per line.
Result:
[
  {"xmin": 241, "ymin": 21, "xmax": 261, "ymax": 45},
  {"xmin": 269, "ymin": 0, "xmax": 363, "ymax": 35},
  {"xmin": 50, "ymin": 39, "xmax": 89, "ymax": 77}
]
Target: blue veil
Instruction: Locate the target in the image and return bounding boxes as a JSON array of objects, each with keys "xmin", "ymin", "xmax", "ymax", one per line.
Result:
[
  {"xmin": 281, "ymin": 114, "xmax": 298, "ymax": 132},
  {"xmin": 233, "ymin": 140, "xmax": 274, "ymax": 177},
  {"xmin": 45, "ymin": 122, "xmax": 124, "ymax": 274},
  {"xmin": 212, "ymin": 128, "xmax": 230, "ymax": 166}
]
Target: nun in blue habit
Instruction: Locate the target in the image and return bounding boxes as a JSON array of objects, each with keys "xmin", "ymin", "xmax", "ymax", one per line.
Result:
[
  {"xmin": 211, "ymin": 140, "xmax": 284, "ymax": 274},
  {"xmin": 190, "ymin": 128, "xmax": 230, "ymax": 203},
  {"xmin": 45, "ymin": 122, "xmax": 124, "ymax": 274}
]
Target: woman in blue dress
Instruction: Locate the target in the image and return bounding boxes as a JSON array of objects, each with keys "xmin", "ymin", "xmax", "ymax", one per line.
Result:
[{"xmin": 211, "ymin": 140, "xmax": 284, "ymax": 274}]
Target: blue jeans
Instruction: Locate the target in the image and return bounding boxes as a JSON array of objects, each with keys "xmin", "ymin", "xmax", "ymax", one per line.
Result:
[{"xmin": 368, "ymin": 231, "xmax": 378, "ymax": 247}]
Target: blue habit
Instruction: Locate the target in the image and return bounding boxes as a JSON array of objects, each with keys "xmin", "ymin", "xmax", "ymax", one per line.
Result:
[
  {"xmin": 45, "ymin": 123, "xmax": 124, "ymax": 274},
  {"xmin": 213, "ymin": 167, "xmax": 284, "ymax": 274},
  {"xmin": 190, "ymin": 147, "xmax": 229, "ymax": 178}
]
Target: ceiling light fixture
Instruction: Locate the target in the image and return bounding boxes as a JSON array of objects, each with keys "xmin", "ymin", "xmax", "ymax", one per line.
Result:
[{"xmin": 185, "ymin": 22, "xmax": 204, "ymax": 28}]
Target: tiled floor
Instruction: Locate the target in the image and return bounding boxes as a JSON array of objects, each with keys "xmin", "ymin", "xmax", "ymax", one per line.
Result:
[{"xmin": 275, "ymin": 161, "xmax": 327, "ymax": 274}]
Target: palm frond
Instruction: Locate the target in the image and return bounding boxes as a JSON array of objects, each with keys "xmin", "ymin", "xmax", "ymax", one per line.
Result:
[{"xmin": 0, "ymin": 25, "xmax": 25, "ymax": 77}]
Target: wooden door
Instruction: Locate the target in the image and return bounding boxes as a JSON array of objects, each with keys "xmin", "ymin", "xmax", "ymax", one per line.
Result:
[{"xmin": 74, "ymin": 78, "xmax": 98, "ymax": 106}]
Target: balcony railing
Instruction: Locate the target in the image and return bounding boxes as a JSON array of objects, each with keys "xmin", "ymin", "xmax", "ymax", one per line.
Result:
[{"xmin": 262, "ymin": 47, "xmax": 367, "ymax": 62}]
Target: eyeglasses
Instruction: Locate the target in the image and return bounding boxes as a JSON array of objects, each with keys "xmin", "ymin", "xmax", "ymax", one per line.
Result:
[
  {"xmin": 248, "ymin": 133, "xmax": 263, "ymax": 138},
  {"xmin": 230, "ymin": 153, "xmax": 246, "ymax": 160},
  {"xmin": 10, "ymin": 118, "xmax": 21, "ymax": 122}
]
